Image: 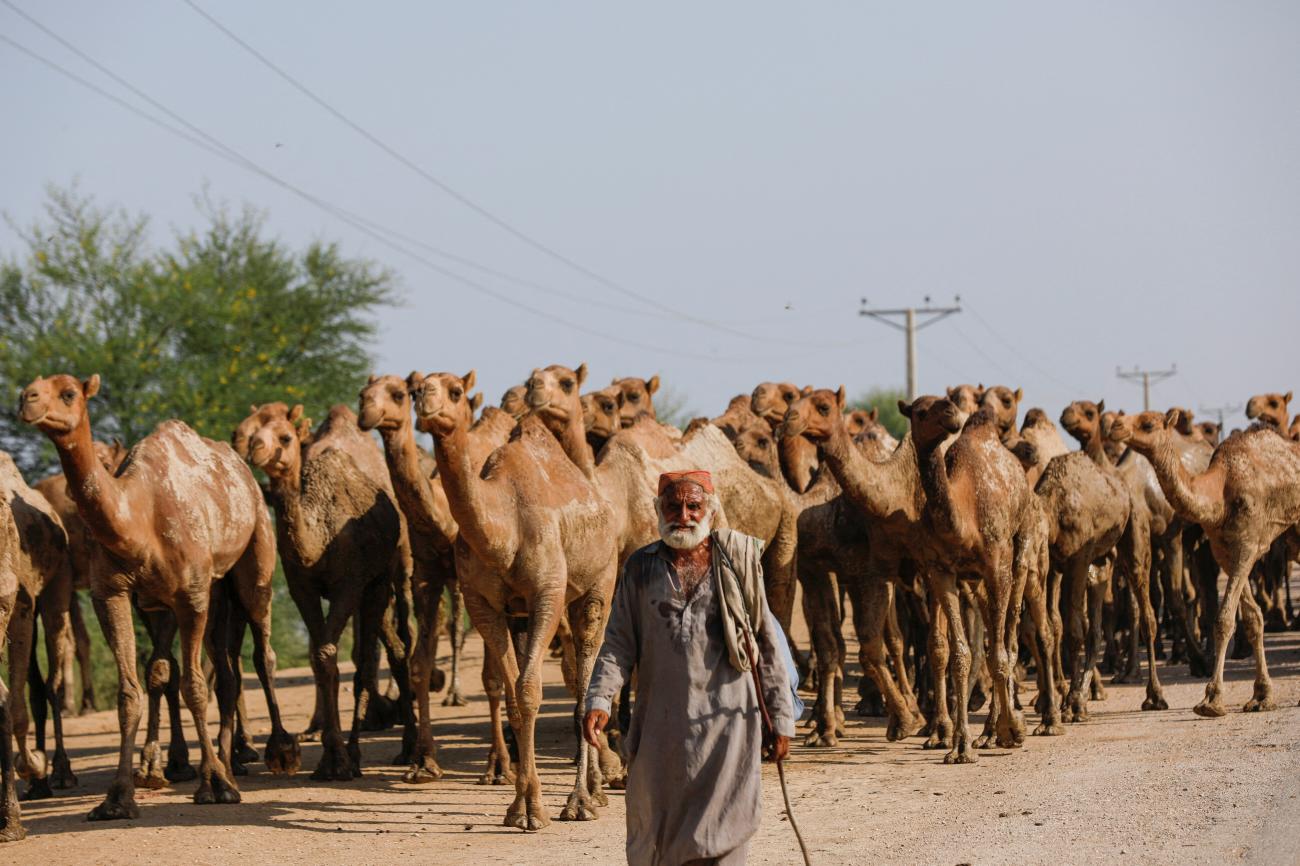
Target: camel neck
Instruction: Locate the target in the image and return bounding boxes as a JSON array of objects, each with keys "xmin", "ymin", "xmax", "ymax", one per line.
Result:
[
  {"xmin": 915, "ymin": 439, "xmax": 960, "ymax": 539},
  {"xmin": 51, "ymin": 417, "xmax": 137, "ymax": 558},
  {"xmin": 818, "ymin": 423, "xmax": 916, "ymax": 521},
  {"xmin": 550, "ymin": 411, "xmax": 597, "ymax": 482},
  {"xmin": 1141, "ymin": 438, "xmax": 1222, "ymax": 527},
  {"xmin": 1079, "ymin": 432, "xmax": 1111, "ymax": 468},
  {"xmin": 379, "ymin": 422, "xmax": 456, "ymax": 543},
  {"xmin": 266, "ymin": 467, "xmax": 326, "ymax": 567},
  {"xmin": 432, "ymin": 421, "xmax": 507, "ymax": 558}
]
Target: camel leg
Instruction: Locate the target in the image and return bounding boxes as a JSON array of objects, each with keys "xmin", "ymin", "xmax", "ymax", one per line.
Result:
[
  {"xmin": 57, "ymin": 598, "xmax": 77, "ymax": 718},
  {"xmin": 133, "ymin": 608, "xmax": 180, "ymax": 789},
  {"xmin": 1027, "ymin": 580, "xmax": 1063, "ymax": 735},
  {"xmin": 350, "ymin": 579, "xmax": 395, "ymax": 775},
  {"xmin": 505, "ymin": 584, "xmax": 564, "ymax": 832},
  {"xmin": 7, "ymin": 595, "xmax": 50, "ymax": 801},
  {"xmin": 933, "ymin": 572, "xmax": 974, "ymax": 765},
  {"xmin": 287, "ymin": 577, "xmax": 357, "ymax": 781},
  {"xmin": 1195, "ymin": 555, "xmax": 1260, "ymax": 718},
  {"xmin": 855, "ymin": 576, "xmax": 923, "ymax": 741},
  {"xmin": 1064, "ymin": 559, "xmax": 1092, "ymax": 722},
  {"xmin": 0, "ymin": 588, "xmax": 24, "ymax": 842},
  {"xmin": 443, "ymin": 583, "xmax": 469, "ymax": 707},
  {"xmin": 88, "ymin": 592, "xmax": 143, "ymax": 820},
  {"xmin": 801, "ymin": 565, "xmax": 842, "ymax": 747},
  {"xmin": 923, "ymin": 589, "xmax": 953, "ymax": 750},
  {"xmin": 210, "ymin": 584, "xmax": 243, "ymax": 779},
  {"xmin": 39, "ymin": 583, "xmax": 77, "ymax": 791},
  {"xmin": 403, "ymin": 563, "xmax": 449, "ymax": 784},
  {"xmin": 884, "ymin": 587, "xmax": 917, "ymax": 716},
  {"xmin": 1126, "ymin": 522, "xmax": 1168, "ymax": 711},
  {"xmin": 69, "ymin": 595, "xmax": 95, "ymax": 714},
  {"xmin": 1239, "ymin": 588, "xmax": 1275, "ymax": 713},
  {"xmin": 1047, "ymin": 569, "xmax": 1068, "ymax": 703},
  {"xmin": 1163, "ymin": 536, "xmax": 1209, "ymax": 677},
  {"xmin": 376, "ymin": 570, "xmax": 418, "ymax": 765},
  {"xmin": 560, "ymin": 590, "xmax": 612, "ymax": 822},
  {"xmin": 171, "ymin": 593, "xmax": 239, "ymax": 806},
  {"xmin": 988, "ymin": 554, "xmax": 1024, "ymax": 749}
]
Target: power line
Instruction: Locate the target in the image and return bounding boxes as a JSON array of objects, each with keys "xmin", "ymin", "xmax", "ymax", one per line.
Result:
[
  {"xmin": 179, "ymin": 0, "xmax": 833, "ymax": 349},
  {"xmin": 0, "ymin": 31, "xmax": 765, "ymax": 361},
  {"xmin": 963, "ymin": 302, "xmax": 1087, "ymax": 394},
  {"xmin": 1116, "ymin": 364, "xmax": 1177, "ymax": 412},
  {"xmin": 858, "ymin": 297, "xmax": 962, "ymax": 400}
]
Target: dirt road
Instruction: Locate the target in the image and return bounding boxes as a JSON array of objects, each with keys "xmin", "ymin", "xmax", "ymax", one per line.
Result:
[{"xmin": 14, "ymin": 618, "xmax": 1300, "ymax": 865}]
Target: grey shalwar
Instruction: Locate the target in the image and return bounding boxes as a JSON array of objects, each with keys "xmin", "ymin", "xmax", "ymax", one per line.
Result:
[{"xmin": 586, "ymin": 531, "xmax": 796, "ymax": 866}]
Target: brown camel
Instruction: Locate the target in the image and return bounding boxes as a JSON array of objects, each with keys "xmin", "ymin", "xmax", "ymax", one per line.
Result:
[
  {"xmin": 1110, "ymin": 410, "xmax": 1300, "ymax": 715},
  {"xmin": 611, "ymin": 375, "xmax": 659, "ymax": 427},
  {"xmin": 0, "ymin": 494, "xmax": 23, "ymax": 842},
  {"xmin": 247, "ymin": 406, "xmax": 410, "ymax": 781},
  {"xmin": 1196, "ymin": 421, "xmax": 1222, "ymax": 446},
  {"xmin": 1245, "ymin": 391, "xmax": 1291, "ymax": 430},
  {"xmin": 414, "ymin": 370, "xmax": 619, "ymax": 830},
  {"xmin": 946, "ymin": 384, "xmax": 985, "ymax": 415},
  {"xmin": 359, "ymin": 374, "xmax": 513, "ymax": 784},
  {"xmin": 500, "ymin": 385, "xmax": 529, "ymax": 421},
  {"xmin": 1013, "ymin": 408, "xmax": 1070, "ymax": 487},
  {"xmin": 844, "ymin": 408, "xmax": 876, "ymax": 437},
  {"xmin": 904, "ymin": 397, "xmax": 1056, "ymax": 760},
  {"xmin": 1059, "ymin": 401, "xmax": 1167, "ymax": 711},
  {"xmin": 1289, "ymin": 415, "xmax": 1300, "ymax": 443},
  {"xmin": 753, "ymin": 381, "xmax": 818, "ymax": 492},
  {"xmin": 782, "ymin": 388, "xmax": 930, "ymax": 743},
  {"xmin": 21, "ymin": 374, "xmax": 298, "ymax": 821},
  {"xmin": 1, "ymin": 453, "xmax": 76, "ymax": 801},
  {"xmin": 710, "ymin": 394, "xmax": 765, "ymax": 441}
]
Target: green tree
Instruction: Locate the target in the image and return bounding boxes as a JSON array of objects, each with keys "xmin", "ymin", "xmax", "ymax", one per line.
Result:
[
  {"xmin": 851, "ymin": 386, "xmax": 909, "ymax": 440},
  {"xmin": 1, "ymin": 187, "xmax": 398, "ymax": 475}
]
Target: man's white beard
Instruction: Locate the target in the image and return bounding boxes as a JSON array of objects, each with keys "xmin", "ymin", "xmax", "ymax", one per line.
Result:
[{"xmin": 659, "ymin": 515, "xmax": 712, "ymax": 550}]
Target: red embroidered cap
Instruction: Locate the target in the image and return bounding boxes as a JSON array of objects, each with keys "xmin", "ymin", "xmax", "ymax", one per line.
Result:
[{"xmin": 657, "ymin": 469, "xmax": 714, "ymax": 495}]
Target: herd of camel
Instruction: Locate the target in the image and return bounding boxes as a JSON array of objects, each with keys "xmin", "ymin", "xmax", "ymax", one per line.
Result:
[{"xmin": 2, "ymin": 366, "xmax": 1299, "ymax": 842}]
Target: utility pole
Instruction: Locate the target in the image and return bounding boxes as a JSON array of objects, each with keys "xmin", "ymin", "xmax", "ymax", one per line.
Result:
[
  {"xmin": 1116, "ymin": 364, "xmax": 1177, "ymax": 411},
  {"xmin": 859, "ymin": 296, "xmax": 962, "ymax": 400},
  {"xmin": 1198, "ymin": 402, "xmax": 1242, "ymax": 430}
]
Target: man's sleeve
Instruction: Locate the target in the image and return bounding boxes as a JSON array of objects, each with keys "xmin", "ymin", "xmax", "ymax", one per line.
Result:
[
  {"xmin": 753, "ymin": 573, "xmax": 798, "ymax": 738},
  {"xmin": 584, "ymin": 557, "xmax": 639, "ymax": 715}
]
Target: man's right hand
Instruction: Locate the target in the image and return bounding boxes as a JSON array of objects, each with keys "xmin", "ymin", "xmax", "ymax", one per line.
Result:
[{"xmin": 583, "ymin": 709, "xmax": 609, "ymax": 747}]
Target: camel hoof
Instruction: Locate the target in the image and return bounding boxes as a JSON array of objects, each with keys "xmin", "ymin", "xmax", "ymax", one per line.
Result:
[
  {"xmin": 430, "ymin": 669, "xmax": 447, "ymax": 692},
  {"xmin": 1033, "ymin": 722, "xmax": 1065, "ymax": 737},
  {"xmin": 1192, "ymin": 699, "xmax": 1227, "ymax": 718},
  {"xmin": 133, "ymin": 770, "xmax": 168, "ymax": 790},
  {"xmin": 559, "ymin": 796, "xmax": 599, "ymax": 822},
  {"xmin": 231, "ymin": 760, "xmax": 249, "ymax": 777},
  {"xmin": 194, "ymin": 773, "xmax": 241, "ymax": 805},
  {"xmin": 20, "ymin": 777, "xmax": 54, "ymax": 801},
  {"xmin": 1188, "ymin": 659, "xmax": 1212, "ymax": 679},
  {"xmin": 853, "ymin": 696, "xmax": 885, "ymax": 718},
  {"xmin": 943, "ymin": 748, "xmax": 977, "ymax": 765},
  {"xmin": 311, "ymin": 748, "xmax": 357, "ymax": 782},
  {"xmin": 235, "ymin": 740, "xmax": 260, "ymax": 766},
  {"xmin": 441, "ymin": 691, "xmax": 469, "ymax": 707},
  {"xmin": 972, "ymin": 734, "xmax": 992, "ymax": 750},
  {"xmin": 1090, "ymin": 683, "xmax": 1107, "ymax": 701},
  {"xmin": 264, "ymin": 732, "xmax": 301, "ymax": 776},
  {"xmin": 296, "ymin": 726, "xmax": 322, "ymax": 744},
  {"xmin": 360, "ymin": 695, "xmax": 398, "ymax": 732},
  {"xmin": 0, "ymin": 820, "xmax": 27, "ymax": 842},
  {"xmin": 50, "ymin": 751, "xmax": 78, "ymax": 790},
  {"xmin": 402, "ymin": 757, "xmax": 444, "ymax": 784},
  {"xmin": 88, "ymin": 793, "xmax": 140, "ymax": 821},
  {"xmin": 505, "ymin": 807, "xmax": 550, "ymax": 832},
  {"xmin": 1243, "ymin": 698, "xmax": 1276, "ymax": 713},
  {"xmin": 1142, "ymin": 695, "xmax": 1170, "ymax": 712}
]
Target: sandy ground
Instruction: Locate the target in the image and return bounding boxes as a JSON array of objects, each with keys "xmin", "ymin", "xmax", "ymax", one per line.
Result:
[{"xmin": 13, "ymin": 599, "xmax": 1300, "ymax": 866}]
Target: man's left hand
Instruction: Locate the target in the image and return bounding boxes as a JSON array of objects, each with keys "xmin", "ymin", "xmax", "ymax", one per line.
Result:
[{"xmin": 767, "ymin": 734, "xmax": 790, "ymax": 762}]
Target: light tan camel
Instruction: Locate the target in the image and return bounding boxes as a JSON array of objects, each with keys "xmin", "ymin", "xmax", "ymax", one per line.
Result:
[
  {"xmin": 611, "ymin": 375, "xmax": 659, "ymax": 426},
  {"xmin": 710, "ymin": 394, "xmax": 765, "ymax": 441},
  {"xmin": 1, "ymin": 454, "xmax": 75, "ymax": 801},
  {"xmin": 580, "ymin": 385, "xmax": 624, "ymax": 455},
  {"xmin": 1110, "ymin": 410, "xmax": 1300, "ymax": 715},
  {"xmin": 414, "ymin": 370, "xmax": 618, "ymax": 830},
  {"xmin": 247, "ymin": 408, "xmax": 409, "ymax": 781},
  {"xmin": 1013, "ymin": 408, "xmax": 1070, "ymax": 487},
  {"xmin": 1245, "ymin": 391, "xmax": 1291, "ymax": 430},
  {"xmin": 21, "ymin": 374, "xmax": 298, "ymax": 821},
  {"xmin": 1, "ymin": 493, "xmax": 25, "ymax": 841},
  {"xmin": 500, "ymin": 385, "xmax": 529, "ymax": 421},
  {"xmin": 753, "ymin": 381, "xmax": 818, "ymax": 492}
]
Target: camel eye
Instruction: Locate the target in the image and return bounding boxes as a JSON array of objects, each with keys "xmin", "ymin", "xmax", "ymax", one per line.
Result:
[
  {"xmin": 450, "ymin": 388, "xmax": 462, "ymax": 401},
  {"xmin": 757, "ymin": 437, "xmax": 769, "ymax": 448},
  {"xmin": 61, "ymin": 390, "xmax": 76, "ymax": 403},
  {"xmin": 1141, "ymin": 422, "xmax": 1154, "ymax": 432},
  {"xmin": 560, "ymin": 379, "xmax": 574, "ymax": 393},
  {"xmin": 279, "ymin": 434, "xmax": 292, "ymax": 445},
  {"xmin": 1002, "ymin": 397, "xmax": 1011, "ymax": 407},
  {"xmin": 817, "ymin": 404, "xmax": 830, "ymax": 417},
  {"xmin": 628, "ymin": 393, "xmax": 640, "ymax": 403}
]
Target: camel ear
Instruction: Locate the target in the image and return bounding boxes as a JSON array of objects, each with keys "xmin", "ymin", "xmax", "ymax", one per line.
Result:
[
  {"xmin": 576, "ymin": 363, "xmax": 588, "ymax": 388},
  {"xmin": 976, "ymin": 383, "xmax": 984, "ymax": 392},
  {"xmin": 898, "ymin": 400, "xmax": 912, "ymax": 418},
  {"xmin": 250, "ymin": 404, "xmax": 259, "ymax": 414},
  {"xmin": 296, "ymin": 418, "xmax": 312, "ymax": 442},
  {"xmin": 83, "ymin": 374, "xmax": 100, "ymax": 399},
  {"xmin": 470, "ymin": 393, "xmax": 483, "ymax": 412},
  {"xmin": 868, "ymin": 407, "xmax": 878, "ymax": 422},
  {"xmin": 1164, "ymin": 408, "xmax": 1180, "ymax": 429},
  {"xmin": 646, "ymin": 374, "xmax": 659, "ymax": 395},
  {"xmin": 406, "ymin": 371, "xmax": 425, "ymax": 392},
  {"xmin": 288, "ymin": 404, "xmax": 304, "ymax": 422},
  {"xmin": 946, "ymin": 386, "xmax": 956, "ymax": 399},
  {"xmin": 1096, "ymin": 399, "xmax": 1105, "ymax": 414},
  {"xmin": 1285, "ymin": 391, "xmax": 1293, "ymax": 404},
  {"xmin": 1014, "ymin": 387, "xmax": 1022, "ymax": 402},
  {"xmin": 463, "ymin": 370, "xmax": 477, "ymax": 392},
  {"xmin": 801, "ymin": 385, "xmax": 813, "ymax": 397},
  {"xmin": 835, "ymin": 385, "xmax": 846, "ymax": 408},
  {"xmin": 368, "ymin": 374, "xmax": 378, "ymax": 385}
]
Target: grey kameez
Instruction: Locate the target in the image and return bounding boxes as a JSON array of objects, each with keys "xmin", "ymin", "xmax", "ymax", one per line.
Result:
[{"xmin": 586, "ymin": 532, "xmax": 796, "ymax": 866}]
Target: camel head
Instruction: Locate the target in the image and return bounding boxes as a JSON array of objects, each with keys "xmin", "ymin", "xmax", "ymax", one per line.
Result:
[
  {"xmin": 525, "ymin": 363, "xmax": 587, "ymax": 435},
  {"xmin": 581, "ymin": 385, "xmax": 623, "ymax": 445},
  {"xmin": 232, "ymin": 402, "xmax": 303, "ymax": 459},
  {"xmin": 844, "ymin": 407, "xmax": 878, "ymax": 437},
  {"xmin": 1196, "ymin": 420, "xmax": 1222, "ymax": 446},
  {"xmin": 19, "ymin": 373, "xmax": 100, "ymax": 439},
  {"xmin": 1289, "ymin": 414, "xmax": 1300, "ymax": 443},
  {"xmin": 979, "ymin": 385, "xmax": 1022, "ymax": 436},
  {"xmin": 1060, "ymin": 399, "xmax": 1104, "ymax": 447},
  {"xmin": 1166, "ymin": 406, "xmax": 1197, "ymax": 437},
  {"xmin": 358, "ymin": 373, "xmax": 416, "ymax": 432},
  {"xmin": 1245, "ymin": 391, "xmax": 1291, "ymax": 430},
  {"xmin": 900, "ymin": 395, "xmax": 964, "ymax": 452},
  {"xmin": 1106, "ymin": 408, "xmax": 1180, "ymax": 456},
  {"xmin": 1021, "ymin": 407, "xmax": 1052, "ymax": 432},
  {"xmin": 1098, "ymin": 409, "xmax": 1128, "ymax": 461},
  {"xmin": 247, "ymin": 414, "xmax": 309, "ymax": 481},
  {"xmin": 853, "ymin": 412, "xmax": 899, "ymax": 461},
  {"xmin": 93, "ymin": 438, "xmax": 129, "ymax": 474},
  {"xmin": 613, "ymin": 375, "xmax": 659, "ymax": 427},
  {"xmin": 732, "ymin": 419, "xmax": 780, "ymax": 479},
  {"xmin": 946, "ymin": 383, "xmax": 985, "ymax": 418},
  {"xmin": 413, "ymin": 371, "xmax": 477, "ymax": 438},
  {"xmin": 500, "ymin": 384, "xmax": 529, "ymax": 420},
  {"xmin": 780, "ymin": 386, "xmax": 846, "ymax": 443},
  {"xmin": 752, "ymin": 381, "xmax": 805, "ymax": 429}
]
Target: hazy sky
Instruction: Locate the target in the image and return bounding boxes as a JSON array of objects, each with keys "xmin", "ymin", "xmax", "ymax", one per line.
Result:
[{"xmin": 4, "ymin": 2, "xmax": 1298, "ymax": 429}]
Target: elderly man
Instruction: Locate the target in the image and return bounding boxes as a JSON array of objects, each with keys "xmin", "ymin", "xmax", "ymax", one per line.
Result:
[{"xmin": 583, "ymin": 470, "xmax": 796, "ymax": 866}]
